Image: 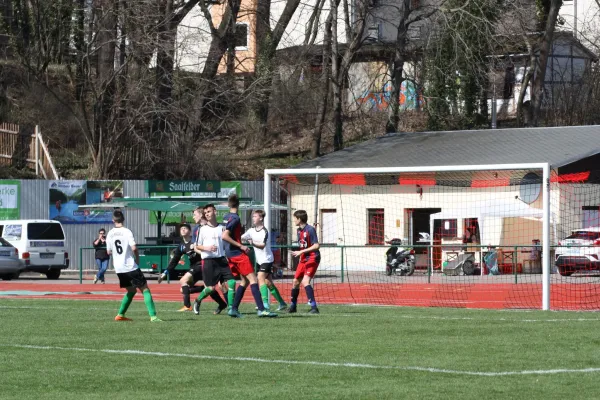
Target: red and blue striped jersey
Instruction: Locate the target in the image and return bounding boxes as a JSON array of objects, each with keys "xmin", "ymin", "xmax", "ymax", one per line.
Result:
[{"xmin": 297, "ymin": 224, "xmax": 320, "ymax": 263}]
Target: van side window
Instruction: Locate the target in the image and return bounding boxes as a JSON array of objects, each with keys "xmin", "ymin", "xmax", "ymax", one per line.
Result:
[
  {"xmin": 27, "ymin": 223, "xmax": 65, "ymax": 240},
  {"xmin": 4, "ymin": 224, "xmax": 22, "ymax": 240}
]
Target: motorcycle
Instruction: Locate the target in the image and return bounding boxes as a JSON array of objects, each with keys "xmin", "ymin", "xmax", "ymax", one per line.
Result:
[{"xmin": 385, "ymin": 239, "xmax": 416, "ymax": 276}]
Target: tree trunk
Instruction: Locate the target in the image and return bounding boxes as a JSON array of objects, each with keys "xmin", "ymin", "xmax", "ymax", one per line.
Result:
[
  {"xmin": 531, "ymin": 0, "xmax": 562, "ymax": 126},
  {"xmin": 93, "ymin": 0, "xmax": 118, "ymax": 177},
  {"xmin": 386, "ymin": 0, "xmax": 411, "ymax": 133},
  {"xmin": 310, "ymin": 9, "xmax": 333, "ymax": 159},
  {"xmin": 517, "ymin": 58, "xmax": 534, "ymax": 127},
  {"xmin": 250, "ymin": 0, "xmax": 301, "ymax": 139}
]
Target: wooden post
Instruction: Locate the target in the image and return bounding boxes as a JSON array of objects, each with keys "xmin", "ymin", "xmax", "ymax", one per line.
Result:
[{"xmin": 35, "ymin": 125, "xmax": 40, "ymax": 176}]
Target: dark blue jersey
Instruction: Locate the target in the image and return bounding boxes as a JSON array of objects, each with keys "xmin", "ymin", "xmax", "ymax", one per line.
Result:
[
  {"xmin": 297, "ymin": 224, "xmax": 320, "ymax": 262},
  {"xmin": 223, "ymin": 212, "xmax": 242, "ymax": 257}
]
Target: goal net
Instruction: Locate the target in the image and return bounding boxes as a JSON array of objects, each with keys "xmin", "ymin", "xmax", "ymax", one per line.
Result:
[{"xmin": 261, "ymin": 164, "xmax": 594, "ymax": 310}]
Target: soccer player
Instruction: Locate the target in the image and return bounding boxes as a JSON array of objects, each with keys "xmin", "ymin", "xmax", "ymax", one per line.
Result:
[
  {"xmin": 106, "ymin": 210, "xmax": 161, "ymax": 322},
  {"xmin": 192, "ymin": 204, "xmax": 238, "ymax": 316},
  {"xmin": 223, "ymin": 194, "xmax": 277, "ymax": 318},
  {"xmin": 289, "ymin": 210, "xmax": 320, "ymax": 314},
  {"xmin": 158, "ymin": 223, "xmax": 227, "ymax": 313},
  {"xmin": 241, "ymin": 210, "xmax": 287, "ymax": 311}
]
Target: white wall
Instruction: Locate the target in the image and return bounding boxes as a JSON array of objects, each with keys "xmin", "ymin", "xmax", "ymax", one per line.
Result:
[{"xmin": 289, "ymin": 182, "xmax": 548, "ymax": 271}]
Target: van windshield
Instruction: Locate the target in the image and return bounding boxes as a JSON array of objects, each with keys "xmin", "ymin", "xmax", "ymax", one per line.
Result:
[{"xmin": 27, "ymin": 223, "xmax": 65, "ymax": 240}]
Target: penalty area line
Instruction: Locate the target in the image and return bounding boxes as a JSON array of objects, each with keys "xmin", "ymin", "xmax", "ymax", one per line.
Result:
[{"xmin": 2, "ymin": 343, "xmax": 600, "ymax": 377}]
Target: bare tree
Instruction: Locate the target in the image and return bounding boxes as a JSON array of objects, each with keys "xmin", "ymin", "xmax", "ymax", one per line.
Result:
[{"xmin": 531, "ymin": 0, "xmax": 563, "ymax": 126}]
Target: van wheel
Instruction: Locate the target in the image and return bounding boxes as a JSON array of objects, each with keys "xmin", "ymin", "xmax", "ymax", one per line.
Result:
[
  {"xmin": 46, "ymin": 270, "xmax": 61, "ymax": 279},
  {"xmin": 0, "ymin": 274, "xmax": 12, "ymax": 281}
]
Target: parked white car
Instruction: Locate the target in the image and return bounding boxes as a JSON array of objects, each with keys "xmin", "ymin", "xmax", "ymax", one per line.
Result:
[
  {"xmin": 555, "ymin": 228, "xmax": 600, "ymax": 276},
  {"xmin": 0, "ymin": 220, "xmax": 69, "ymax": 279},
  {"xmin": 0, "ymin": 237, "xmax": 25, "ymax": 280}
]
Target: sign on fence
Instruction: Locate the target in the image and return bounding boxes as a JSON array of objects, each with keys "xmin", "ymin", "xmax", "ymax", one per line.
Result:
[{"xmin": 0, "ymin": 180, "xmax": 20, "ymax": 219}]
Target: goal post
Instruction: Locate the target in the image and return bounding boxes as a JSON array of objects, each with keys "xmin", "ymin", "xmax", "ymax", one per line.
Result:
[{"xmin": 265, "ymin": 163, "xmax": 552, "ymax": 310}]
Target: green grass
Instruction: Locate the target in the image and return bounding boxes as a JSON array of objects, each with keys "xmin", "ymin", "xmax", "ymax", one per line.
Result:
[{"xmin": 1, "ymin": 299, "xmax": 600, "ymax": 399}]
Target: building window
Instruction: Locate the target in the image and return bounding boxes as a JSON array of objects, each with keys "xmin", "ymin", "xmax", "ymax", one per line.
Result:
[
  {"xmin": 583, "ymin": 206, "xmax": 600, "ymax": 228},
  {"xmin": 438, "ymin": 219, "xmax": 457, "ymax": 238},
  {"xmin": 234, "ymin": 23, "xmax": 248, "ymax": 50},
  {"xmin": 367, "ymin": 209, "xmax": 384, "ymax": 245},
  {"xmin": 320, "ymin": 209, "xmax": 337, "ymax": 244}
]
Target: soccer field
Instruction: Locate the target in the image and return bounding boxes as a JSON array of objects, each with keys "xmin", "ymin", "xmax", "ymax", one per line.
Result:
[{"xmin": 1, "ymin": 299, "xmax": 600, "ymax": 399}]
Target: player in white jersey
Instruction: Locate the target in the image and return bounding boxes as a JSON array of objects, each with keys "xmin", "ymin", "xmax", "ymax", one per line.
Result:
[
  {"xmin": 106, "ymin": 210, "xmax": 161, "ymax": 322},
  {"xmin": 191, "ymin": 204, "xmax": 237, "ymax": 316},
  {"xmin": 241, "ymin": 210, "xmax": 287, "ymax": 311}
]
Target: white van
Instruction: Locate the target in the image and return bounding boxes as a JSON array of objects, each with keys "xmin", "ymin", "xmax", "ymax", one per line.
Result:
[{"xmin": 0, "ymin": 220, "xmax": 69, "ymax": 279}]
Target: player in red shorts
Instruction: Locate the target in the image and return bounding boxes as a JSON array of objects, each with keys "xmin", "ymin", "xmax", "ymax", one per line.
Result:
[
  {"xmin": 222, "ymin": 194, "xmax": 277, "ymax": 318},
  {"xmin": 289, "ymin": 210, "xmax": 320, "ymax": 314}
]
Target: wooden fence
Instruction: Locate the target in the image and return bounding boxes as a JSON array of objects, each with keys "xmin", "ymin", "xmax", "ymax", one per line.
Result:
[{"xmin": 0, "ymin": 123, "xmax": 59, "ymax": 179}]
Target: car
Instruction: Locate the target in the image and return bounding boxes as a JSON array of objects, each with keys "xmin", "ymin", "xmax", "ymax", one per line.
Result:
[
  {"xmin": 554, "ymin": 228, "xmax": 600, "ymax": 276},
  {"xmin": 0, "ymin": 220, "xmax": 69, "ymax": 279},
  {"xmin": 0, "ymin": 237, "xmax": 25, "ymax": 280}
]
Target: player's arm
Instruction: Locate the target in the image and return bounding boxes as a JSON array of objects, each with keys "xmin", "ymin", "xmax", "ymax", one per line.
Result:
[
  {"xmin": 240, "ymin": 230, "xmax": 252, "ymax": 244},
  {"xmin": 131, "ymin": 244, "xmax": 140, "ymax": 266},
  {"xmin": 222, "ymin": 219, "xmax": 248, "ymax": 253},
  {"xmin": 159, "ymin": 246, "xmax": 183, "ymax": 283},
  {"xmin": 106, "ymin": 235, "xmax": 113, "ymax": 256},
  {"xmin": 292, "ymin": 228, "xmax": 320, "ymax": 256},
  {"xmin": 129, "ymin": 232, "xmax": 140, "ymax": 266}
]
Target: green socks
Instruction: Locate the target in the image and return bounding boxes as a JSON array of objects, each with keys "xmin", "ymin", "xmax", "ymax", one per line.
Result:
[
  {"xmin": 260, "ymin": 284, "xmax": 269, "ymax": 306},
  {"xmin": 143, "ymin": 289, "xmax": 157, "ymax": 317},
  {"xmin": 118, "ymin": 291, "xmax": 135, "ymax": 316},
  {"xmin": 195, "ymin": 286, "xmax": 214, "ymax": 302},
  {"xmin": 269, "ymin": 284, "xmax": 285, "ymax": 305},
  {"xmin": 227, "ymin": 279, "xmax": 236, "ymax": 307}
]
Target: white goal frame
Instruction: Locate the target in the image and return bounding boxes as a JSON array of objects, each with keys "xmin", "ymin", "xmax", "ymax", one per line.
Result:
[{"xmin": 265, "ymin": 163, "xmax": 552, "ymax": 310}]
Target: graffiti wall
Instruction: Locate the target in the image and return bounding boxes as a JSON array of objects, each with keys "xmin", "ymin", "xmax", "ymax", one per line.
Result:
[{"xmin": 349, "ymin": 61, "xmax": 421, "ymax": 112}]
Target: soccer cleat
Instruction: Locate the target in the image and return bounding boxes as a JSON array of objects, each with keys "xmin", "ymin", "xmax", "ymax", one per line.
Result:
[
  {"xmin": 257, "ymin": 310, "xmax": 278, "ymax": 318},
  {"xmin": 101, "ymin": 280, "xmax": 105, "ymax": 284},
  {"xmin": 150, "ymin": 316, "xmax": 163, "ymax": 322},
  {"xmin": 93, "ymin": 276, "xmax": 98, "ymax": 284},
  {"xmin": 276, "ymin": 303, "xmax": 288, "ymax": 312},
  {"xmin": 228, "ymin": 308, "xmax": 243, "ymax": 318},
  {"xmin": 308, "ymin": 307, "xmax": 320, "ymax": 314},
  {"xmin": 213, "ymin": 304, "xmax": 227, "ymax": 315},
  {"xmin": 177, "ymin": 306, "xmax": 193, "ymax": 312},
  {"xmin": 193, "ymin": 300, "xmax": 201, "ymax": 315},
  {"xmin": 287, "ymin": 305, "xmax": 297, "ymax": 313},
  {"xmin": 114, "ymin": 315, "xmax": 132, "ymax": 321}
]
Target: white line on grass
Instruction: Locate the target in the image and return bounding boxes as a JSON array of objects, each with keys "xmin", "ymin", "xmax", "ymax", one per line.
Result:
[{"xmin": 2, "ymin": 343, "xmax": 599, "ymax": 377}]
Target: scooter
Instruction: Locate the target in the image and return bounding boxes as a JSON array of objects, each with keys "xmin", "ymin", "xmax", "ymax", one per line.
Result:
[{"xmin": 385, "ymin": 239, "xmax": 416, "ymax": 276}]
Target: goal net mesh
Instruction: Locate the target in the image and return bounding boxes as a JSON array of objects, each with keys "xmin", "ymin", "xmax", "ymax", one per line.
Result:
[{"xmin": 262, "ymin": 168, "xmax": 600, "ymax": 310}]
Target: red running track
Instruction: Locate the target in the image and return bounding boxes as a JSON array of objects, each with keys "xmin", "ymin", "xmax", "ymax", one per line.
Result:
[{"xmin": 1, "ymin": 281, "xmax": 597, "ymax": 310}]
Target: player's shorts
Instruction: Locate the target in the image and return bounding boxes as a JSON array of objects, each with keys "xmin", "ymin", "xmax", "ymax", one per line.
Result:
[
  {"xmin": 202, "ymin": 257, "xmax": 234, "ymax": 287},
  {"xmin": 185, "ymin": 264, "xmax": 203, "ymax": 283},
  {"xmin": 228, "ymin": 253, "xmax": 255, "ymax": 277},
  {"xmin": 117, "ymin": 268, "xmax": 147, "ymax": 289},
  {"xmin": 258, "ymin": 262, "xmax": 273, "ymax": 274},
  {"xmin": 294, "ymin": 257, "xmax": 320, "ymax": 280}
]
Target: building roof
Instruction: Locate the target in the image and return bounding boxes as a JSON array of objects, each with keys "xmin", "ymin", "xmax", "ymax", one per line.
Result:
[{"xmin": 294, "ymin": 125, "xmax": 600, "ymax": 169}]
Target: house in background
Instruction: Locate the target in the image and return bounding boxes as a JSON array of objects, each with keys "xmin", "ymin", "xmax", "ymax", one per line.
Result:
[{"xmin": 490, "ymin": 31, "xmax": 598, "ymax": 119}]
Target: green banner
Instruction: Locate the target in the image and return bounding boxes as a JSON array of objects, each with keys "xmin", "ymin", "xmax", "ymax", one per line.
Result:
[
  {"xmin": 0, "ymin": 180, "xmax": 20, "ymax": 220},
  {"xmin": 146, "ymin": 180, "xmax": 220, "ymax": 194},
  {"xmin": 148, "ymin": 181, "xmax": 241, "ymax": 224}
]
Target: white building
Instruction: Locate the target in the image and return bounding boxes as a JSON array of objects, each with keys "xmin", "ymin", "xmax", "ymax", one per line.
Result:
[{"xmin": 281, "ymin": 126, "xmax": 600, "ymax": 272}]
